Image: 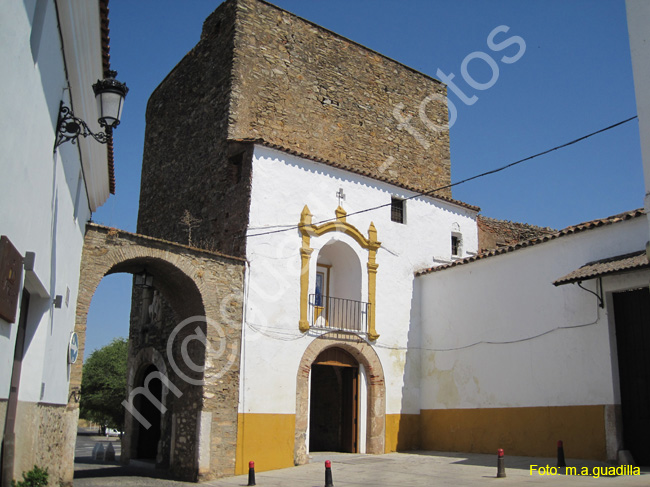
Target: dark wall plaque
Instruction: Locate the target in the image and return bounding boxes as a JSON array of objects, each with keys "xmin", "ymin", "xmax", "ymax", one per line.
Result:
[{"xmin": 0, "ymin": 236, "xmax": 23, "ymax": 323}]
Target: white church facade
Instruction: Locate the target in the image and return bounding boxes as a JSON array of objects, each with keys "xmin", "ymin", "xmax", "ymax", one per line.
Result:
[{"xmin": 235, "ymin": 143, "xmax": 479, "ymax": 471}]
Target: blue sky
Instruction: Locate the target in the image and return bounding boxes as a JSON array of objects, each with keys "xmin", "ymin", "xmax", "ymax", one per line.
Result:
[{"xmin": 86, "ymin": 0, "xmax": 643, "ymax": 353}]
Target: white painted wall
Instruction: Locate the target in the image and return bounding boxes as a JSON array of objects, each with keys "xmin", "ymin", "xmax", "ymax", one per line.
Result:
[
  {"xmin": 417, "ymin": 214, "xmax": 648, "ymax": 411},
  {"xmin": 626, "ymin": 0, "xmax": 650, "ymax": 241},
  {"xmin": 0, "ymin": 0, "xmax": 107, "ymax": 405},
  {"xmin": 240, "ymin": 145, "xmax": 479, "ymax": 422}
]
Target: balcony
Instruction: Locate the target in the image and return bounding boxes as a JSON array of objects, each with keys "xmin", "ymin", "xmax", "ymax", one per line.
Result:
[{"xmin": 308, "ymin": 294, "xmax": 369, "ymax": 334}]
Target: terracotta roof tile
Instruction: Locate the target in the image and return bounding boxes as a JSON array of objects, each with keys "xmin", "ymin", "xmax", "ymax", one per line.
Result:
[
  {"xmin": 416, "ymin": 208, "xmax": 646, "ymax": 276},
  {"xmin": 231, "ymin": 138, "xmax": 481, "ymax": 212},
  {"xmin": 553, "ymin": 250, "xmax": 649, "ymax": 286},
  {"xmin": 477, "ymin": 215, "xmax": 556, "ymax": 252}
]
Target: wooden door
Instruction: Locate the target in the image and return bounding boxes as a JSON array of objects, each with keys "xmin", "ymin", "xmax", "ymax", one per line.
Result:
[
  {"xmin": 310, "ymin": 348, "xmax": 359, "ymax": 453},
  {"xmin": 341, "ymin": 367, "xmax": 359, "ymax": 453}
]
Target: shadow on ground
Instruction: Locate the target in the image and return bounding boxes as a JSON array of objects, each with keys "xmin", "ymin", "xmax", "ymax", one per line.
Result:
[{"xmin": 74, "ymin": 455, "xmax": 175, "ymax": 481}]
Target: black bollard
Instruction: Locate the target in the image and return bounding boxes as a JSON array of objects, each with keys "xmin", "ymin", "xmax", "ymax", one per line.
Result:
[
  {"xmin": 325, "ymin": 459, "xmax": 334, "ymax": 487},
  {"xmin": 497, "ymin": 448, "xmax": 506, "ymax": 478},
  {"xmin": 557, "ymin": 440, "xmax": 566, "ymax": 468},
  {"xmin": 247, "ymin": 460, "xmax": 256, "ymax": 486}
]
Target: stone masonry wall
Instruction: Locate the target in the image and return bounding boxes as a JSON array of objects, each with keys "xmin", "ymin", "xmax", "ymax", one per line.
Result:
[
  {"xmin": 11, "ymin": 402, "xmax": 77, "ymax": 487},
  {"xmin": 137, "ymin": 0, "xmax": 252, "ymax": 258},
  {"xmin": 138, "ymin": 0, "xmax": 453, "ymax": 258},
  {"xmin": 477, "ymin": 215, "xmax": 555, "ymax": 253},
  {"xmin": 230, "ymin": 0, "xmax": 451, "ymax": 196},
  {"xmin": 69, "ymin": 225, "xmax": 246, "ymax": 480}
]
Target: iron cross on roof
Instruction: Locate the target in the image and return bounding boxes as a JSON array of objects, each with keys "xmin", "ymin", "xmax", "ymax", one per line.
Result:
[{"xmin": 336, "ymin": 187, "xmax": 346, "ymax": 206}]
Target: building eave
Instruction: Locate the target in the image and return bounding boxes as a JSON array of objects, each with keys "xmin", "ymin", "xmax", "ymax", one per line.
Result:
[
  {"xmin": 232, "ymin": 138, "xmax": 481, "ymax": 213},
  {"xmin": 416, "ymin": 208, "xmax": 646, "ymax": 276}
]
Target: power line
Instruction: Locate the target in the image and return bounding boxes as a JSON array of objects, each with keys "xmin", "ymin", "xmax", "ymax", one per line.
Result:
[{"xmin": 247, "ymin": 115, "xmax": 638, "ymax": 238}]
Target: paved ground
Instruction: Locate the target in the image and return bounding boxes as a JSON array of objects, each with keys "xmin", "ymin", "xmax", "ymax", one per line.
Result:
[
  {"xmin": 75, "ymin": 428, "xmax": 121, "ymax": 459},
  {"xmin": 74, "ymin": 450, "xmax": 650, "ymax": 486}
]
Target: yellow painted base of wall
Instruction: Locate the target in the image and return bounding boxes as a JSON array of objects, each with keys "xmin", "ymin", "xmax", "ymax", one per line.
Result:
[
  {"xmin": 385, "ymin": 414, "xmax": 421, "ymax": 452},
  {"xmin": 421, "ymin": 405, "xmax": 607, "ymax": 461},
  {"xmin": 235, "ymin": 413, "xmax": 296, "ymax": 475}
]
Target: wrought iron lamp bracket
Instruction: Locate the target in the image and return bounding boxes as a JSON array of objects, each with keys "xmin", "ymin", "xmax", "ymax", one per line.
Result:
[{"xmin": 54, "ymin": 102, "xmax": 111, "ymax": 149}]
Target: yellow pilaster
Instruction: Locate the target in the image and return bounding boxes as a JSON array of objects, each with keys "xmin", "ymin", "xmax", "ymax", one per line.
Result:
[
  {"xmin": 299, "ymin": 206, "xmax": 313, "ymax": 332},
  {"xmin": 367, "ymin": 222, "xmax": 380, "ymax": 341}
]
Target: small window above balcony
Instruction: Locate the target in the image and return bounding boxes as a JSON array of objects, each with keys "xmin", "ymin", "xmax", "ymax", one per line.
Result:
[
  {"xmin": 451, "ymin": 233, "xmax": 462, "ymax": 258},
  {"xmin": 391, "ymin": 197, "xmax": 405, "ymax": 224}
]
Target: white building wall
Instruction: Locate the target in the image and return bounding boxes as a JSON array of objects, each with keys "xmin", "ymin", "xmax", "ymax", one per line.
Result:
[
  {"xmin": 417, "ymin": 215, "xmax": 648, "ymax": 411},
  {"xmin": 0, "ymin": 0, "xmax": 103, "ymax": 405},
  {"xmin": 626, "ymin": 0, "xmax": 650, "ymax": 240},
  {"xmin": 241, "ymin": 145, "xmax": 479, "ymax": 417}
]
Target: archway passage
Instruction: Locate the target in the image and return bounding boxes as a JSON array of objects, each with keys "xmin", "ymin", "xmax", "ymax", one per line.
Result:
[
  {"xmin": 309, "ymin": 348, "xmax": 358, "ymax": 453},
  {"xmin": 63, "ymin": 224, "xmax": 246, "ymax": 481},
  {"xmin": 135, "ymin": 364, "xmax": 163, "ymax": 460}
]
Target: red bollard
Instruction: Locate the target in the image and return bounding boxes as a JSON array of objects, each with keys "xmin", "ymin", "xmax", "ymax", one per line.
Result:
[
  {"xmin": 557, "ymin": 440, "xmax": 566, "ymax": 468},
  {"xmin": 497, "ymin": 449, "xmax": 506, "ymax": 478},
  {"xmin": 325, "ymin": 459, "xmax": 334, "ymax": 487},
  {"xmin": 247, "ymin": 460, "xmax": 256, "ymax": 486}
]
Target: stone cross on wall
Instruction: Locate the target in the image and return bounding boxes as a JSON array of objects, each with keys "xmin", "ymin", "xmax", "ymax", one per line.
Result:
[{"xmin": 336, "ymin": 187, "xmax": 346, "ymax": 206}]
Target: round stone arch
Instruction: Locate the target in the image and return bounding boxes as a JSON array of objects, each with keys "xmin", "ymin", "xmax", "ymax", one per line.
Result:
[
  {"xmin": 70, "ymin": 236, "xmax": 209, "ymax": 469},
  {"xmin": 294, "ymin": 333, "xmax": 385, "ymax": 464},
  {"xmin": 65, "ymin": 225, "xmax": 246, "ymax": 481},
  {"xmin": 68, "ymin": 226, "xmax": 232, "ymax": 396},
  {"xmin": 71, "ymin": 255, "xmax": 208, "ymax": 390}
]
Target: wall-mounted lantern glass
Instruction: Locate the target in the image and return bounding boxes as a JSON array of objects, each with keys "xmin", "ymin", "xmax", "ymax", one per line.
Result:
[{"xmin": 54, "ymin": 70, "xmax": 128, "ymax": 149}]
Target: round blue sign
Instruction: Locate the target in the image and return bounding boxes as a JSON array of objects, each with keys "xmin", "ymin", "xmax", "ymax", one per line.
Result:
[{"xmin": 68, "ymin": 332, "xmax": 79, "ymax": 364}]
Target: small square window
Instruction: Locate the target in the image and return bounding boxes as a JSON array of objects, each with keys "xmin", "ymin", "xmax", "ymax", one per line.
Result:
[
  {"xmin": 229, "ymin": 152, "xmax": 244, "ymax": 183},
  {"xmin": 391, "ymin": 197, "xmax": 405, "ymax": 224},
  {"xmin": 451, "ymin": 234, "xmax": 461, "ymax": 257}
]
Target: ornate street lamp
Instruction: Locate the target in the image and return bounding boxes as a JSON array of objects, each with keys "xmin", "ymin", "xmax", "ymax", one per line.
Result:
[{"xmin": 54, "ymin": 70, "xmax": 128, "ymax": 149}]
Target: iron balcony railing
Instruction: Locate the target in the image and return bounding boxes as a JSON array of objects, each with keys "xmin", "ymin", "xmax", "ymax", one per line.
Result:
[{"xmin": 308, "ymin": 294, "xmax": 369, "ymax": 334}]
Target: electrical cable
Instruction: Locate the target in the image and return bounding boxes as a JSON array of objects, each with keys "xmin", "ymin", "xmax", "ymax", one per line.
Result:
[{"xmin": 247, "ymin": 115, "xmax": 638, "ymax": 238}]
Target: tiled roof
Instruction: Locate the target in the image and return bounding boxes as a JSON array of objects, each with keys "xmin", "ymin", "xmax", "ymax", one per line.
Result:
[
  {"xmin": 477, "ymin": 216, "xmax": 555, "ymax": 235},
  {"xmin": 231, "ymin": 138, "xmax": 481, "ymax": 212},
  {"xmin": 553, "ymin": 250, "xmax": 649, "ymax": 286},
  {"xmin": 416, "ymin": 208, "xmax": 646, "ymax": 276},
  {"xmin": 477, "ymin": 215, "xmax": 556, "ymax": 252},
  {"xmin": 100, "ymin": 0, "xmax": 115, "ymax": 195}
]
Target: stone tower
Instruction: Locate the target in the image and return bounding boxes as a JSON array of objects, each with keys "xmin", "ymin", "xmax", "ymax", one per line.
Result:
[
  {"xmin": 137, "ymin": 0, "xmax": 452, "ymax": 256},
  {"xmin": 130, "ymin": 0, "xmax": 460, "ymax": 479}
]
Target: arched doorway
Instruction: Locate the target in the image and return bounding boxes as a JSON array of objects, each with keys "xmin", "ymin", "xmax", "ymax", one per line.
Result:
[
  {"xmin": 294, "ymin": 334, "xmax": 385, "ymax": 465},
  {"xmin": 309, "ymin": 348, "xmax": 359, "ymax": 453},
  {"xmin": 134, "ymin": 364, "xmax": 163, "ymax": 461}
]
